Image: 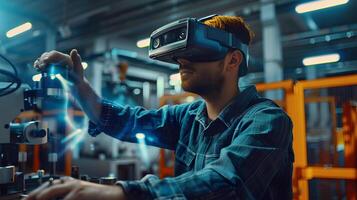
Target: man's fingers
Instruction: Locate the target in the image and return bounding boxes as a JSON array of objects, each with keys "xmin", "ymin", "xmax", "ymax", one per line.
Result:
[
  {"xmin": 25, "ymin": 182, "xmax": 50, "ymax": 200},
  {"xmin": 33, "ymin": 59, "xmax": 40, "ymax": 69},
  {"xmin": 62, "ymin": 187, "xmax": 81, "ymax": 200},
  {"xmin": 70, "ymin": 49, "xmax": 83, "ymax": 74},
  {"xmin": 25, "ymin": 178, "xmax": 74, "ymax": 200},
  {"xmin": 43, "ymin": 51, "xmax": 73, "ymax": 69},
  {"xmin": 34, "ymin": 181, "xmax": 76, "ymax": 200},
  {"xmin": 34, "ymin": 50, "xmax": 74, "ymax": 70}
]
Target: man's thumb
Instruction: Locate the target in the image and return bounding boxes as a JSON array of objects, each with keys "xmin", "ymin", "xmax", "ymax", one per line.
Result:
[{"xmin": 70, "ymin": 49, "xmax": 83, "ymax": 71}]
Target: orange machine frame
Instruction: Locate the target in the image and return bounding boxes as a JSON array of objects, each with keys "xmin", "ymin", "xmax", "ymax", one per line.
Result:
[
  {"xmin": 293, "ymin": 74, "xmax": 357, "ymax": 200},
  {"xmin": 158, "ymin": 75, "xmax": 357, "ymax": 199},
  {"xmin": 16, "ymin": 109, "xmax": 84, "ymax": 176}
]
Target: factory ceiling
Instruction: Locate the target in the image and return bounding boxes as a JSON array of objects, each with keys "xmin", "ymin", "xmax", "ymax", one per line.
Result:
[{"xmin": 0, "ymin": 0, "xmax": 356, "ymax": 82}]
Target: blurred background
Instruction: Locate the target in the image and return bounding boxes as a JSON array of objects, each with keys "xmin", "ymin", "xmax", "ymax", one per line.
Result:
[{"xmin": 0, "ymin": 0, "xmax": 356, "ymax": 199}]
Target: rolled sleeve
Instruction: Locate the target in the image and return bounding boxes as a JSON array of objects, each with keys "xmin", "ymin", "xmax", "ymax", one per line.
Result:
[
  {"xmin": 116, "ymin": 175, "xmax": 186, "ymax": 200},
  {"xmin": 88, "ymin": 100, "xmax": 117, "ymax": 137},
  {"xmin": 88, "ymin": 99, "xmax": 191, "ymax": 150}
]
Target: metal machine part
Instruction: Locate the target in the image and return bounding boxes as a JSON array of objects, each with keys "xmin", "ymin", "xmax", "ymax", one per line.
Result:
[
  {"xmin": 99, "ymin": 177, "xmax": 117, "ymax": 185},
  {"xmin": 9, "ymin": 121, "xmax": 47, "ymax": 144},
  {"xmin": 0, "ymin": 65, "xmax": 70, "ymax": 198},
  {"xmin": 40, "ymin": 65, "xmax": 68, "ymax": 99},
  {"xmin": 0, "ymin": 84, "xmax": 26, "ymax": 144},
  {"xmin": 0, "ymin": 85, "xmax": 49, "ymax": 145},
  {"xmin": 0, "ymin": 166, "xmax": 15, "ymax": 185}
]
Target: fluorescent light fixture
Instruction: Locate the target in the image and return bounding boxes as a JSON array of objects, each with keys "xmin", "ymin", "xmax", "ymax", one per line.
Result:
[
  {"xmin": 136, "ymin": 38, "xmax": 150, "ymax": 48},
  {"xmin": 295, "ymin": 0, "xmax": 349, "ymax": 13},
  {"xmin": 81, "ymin": 62, "xmax": 88, "ymax": 69},
  {"xmin": 6, "ymin": 22, "xmax": 32, "ymax": 38},
  {"xmin": 303, "ymin": 53, "xmax": 340, "ymax": 66}
]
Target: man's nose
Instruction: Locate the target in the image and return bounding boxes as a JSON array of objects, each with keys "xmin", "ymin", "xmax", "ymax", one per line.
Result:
[{"xmin": 176, "ymin": 58, "xmax": 191, "ymax": 65}]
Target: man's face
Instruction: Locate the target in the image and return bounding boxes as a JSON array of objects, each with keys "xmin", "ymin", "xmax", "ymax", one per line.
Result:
[{"xmin": 177, "ymin": 58, "xmax": 225, "ymax": 95}]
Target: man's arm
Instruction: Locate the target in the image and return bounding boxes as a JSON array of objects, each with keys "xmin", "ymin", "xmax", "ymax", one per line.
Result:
[
  {"xmin": 35, "ymin": 50, "xmax": 187, "ymax": 150},
  {"xmin": 88, "ymin": 99, "xmax": 189, "ymax": 150},
  {"xmin": 117, "ymin": 107, "xmax": 294, "ymax": 199}
]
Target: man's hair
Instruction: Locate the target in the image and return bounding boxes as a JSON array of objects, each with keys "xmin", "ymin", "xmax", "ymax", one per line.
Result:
[{"xmin": 203, "ymin": 15, "xmax": 254, "ymax": 45}]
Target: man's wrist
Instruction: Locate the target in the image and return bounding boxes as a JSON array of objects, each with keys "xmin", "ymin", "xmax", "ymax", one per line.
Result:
[
  {"xmin": 72, "ymin": 78, "xmax": 87, "ymax": 94},
  {"xmin": 110, "ymin": 185, "xmax": 127, "ymax": 200},
  {"xmin": 75, "ymin": 77, "xmax": 87, "ymax": 88}
]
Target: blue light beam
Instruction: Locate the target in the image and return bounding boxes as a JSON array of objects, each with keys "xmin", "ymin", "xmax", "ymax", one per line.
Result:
[{"xmin": 136, "ymin": 133, "xmax": 150, "ymax": 167}]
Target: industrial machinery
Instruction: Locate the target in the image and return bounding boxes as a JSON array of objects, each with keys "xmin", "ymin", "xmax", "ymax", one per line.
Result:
[
  {"xmin": 0, "ymin": 53, "xmax": 71, "ymax": 198},
  {"xmin": 0, "ymin": 54, "xmax": 125, "ymax": 199}
]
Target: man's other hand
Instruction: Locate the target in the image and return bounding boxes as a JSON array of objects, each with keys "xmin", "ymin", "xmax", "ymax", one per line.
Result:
[
  {"xmin": 33, "ymin": 49, "xmax": 84, "ymax": 83},
  {"xmin": 23, "ymin": 177, "xmax": 127, "ymax": 200}
]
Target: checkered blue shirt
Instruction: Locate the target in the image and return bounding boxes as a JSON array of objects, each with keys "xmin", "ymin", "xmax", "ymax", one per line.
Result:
[{"xmin": 88, "ymin": 86, "xmax": 294, "ymax": 200}]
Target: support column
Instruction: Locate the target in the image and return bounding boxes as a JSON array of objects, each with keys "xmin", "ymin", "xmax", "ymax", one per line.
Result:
[
  {"xmin": 88, "ymin": 37, "xmax": 107, "ymax": 95},
  {"xmin": 260, "ymin": 0, "xmax": 283, "ymax": 100},
  {"xmin": 46, "ymin": 30, "xmax": 56, "ymax": 51},
  {"xmin": 306, "ymin": 67, "xmax": 319, "ymax": 129}
]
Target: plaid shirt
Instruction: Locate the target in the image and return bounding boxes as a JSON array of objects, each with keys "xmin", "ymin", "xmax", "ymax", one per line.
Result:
[{"xmin": 88, "ymin": 86, "xmax": 294, "ymax": 200}]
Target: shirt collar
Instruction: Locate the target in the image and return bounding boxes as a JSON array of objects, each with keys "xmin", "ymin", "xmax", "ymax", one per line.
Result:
[{"xmin": 191, "ymin": 85, "xmax": 259, "ymax": 127}]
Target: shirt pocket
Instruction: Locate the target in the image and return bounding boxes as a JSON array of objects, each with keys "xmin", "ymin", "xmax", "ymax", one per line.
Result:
[{"xmin": 175, "ymin": 142, "xmax": 196, "ymax": 171}]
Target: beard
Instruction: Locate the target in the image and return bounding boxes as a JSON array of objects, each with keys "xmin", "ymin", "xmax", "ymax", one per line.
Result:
[
  {"xmin": 180, "ymin": 62, "xmax": 225, "ymax": 96},
  {"xmin": 182, "ymin": 76, "xmax": 224, "ymax": 96}
]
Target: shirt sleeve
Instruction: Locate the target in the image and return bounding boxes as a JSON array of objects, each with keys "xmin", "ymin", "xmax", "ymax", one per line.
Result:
[
  {"xmin": 116, "ymin": 107, "xmax": 294, "ymax": 200},
  {"xmin": 88, "ymin": 99, "xmax": 190, "ymax": 150}
]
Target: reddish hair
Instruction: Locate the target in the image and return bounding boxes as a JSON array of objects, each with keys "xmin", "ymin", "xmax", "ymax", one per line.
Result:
[{"xmin": 203, "ymin": 16, "xmax": 254, "ymax": 45}]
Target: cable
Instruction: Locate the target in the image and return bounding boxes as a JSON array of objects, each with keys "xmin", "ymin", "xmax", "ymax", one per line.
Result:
[
  {"xmin": 0, "ymin": 54, "xmax": 21, "ymax": 97},
  {"xmin": 0, "ymin": 54, "xmax": 18, "ymax": 76},
  {"xmin": 0, "ymin": 69, "xmax": 21, "ymax": 96}
]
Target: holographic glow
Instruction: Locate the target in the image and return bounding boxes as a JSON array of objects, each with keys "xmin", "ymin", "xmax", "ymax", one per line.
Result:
[
  {"xmin": 55, "ymin": 74, "xmax": 73, "ymax": 86},
  {"xmin": 136, "ymin": 133, "xmax": 150, "ymax": 167},
  {"xmin": 56, "ymin": 73, "xmax": 88, "ymax": 153},
  {"xmin": 49, "ymin": 65, "xmax": 56, "ymax": 75},
  {"xmin": 68, "ymin": 131, "xmax": 85, "ymax": 150},
  {"xmin": 61, "ymin": 129, "xmax": 82, "ymax": 144},
  {"xmin": 56, "ymin": 74, "xmax": 76, "ymax": 130},
  {"xmin": 135, "ymin": 133, "xmax": 146, "ymax": 139}
]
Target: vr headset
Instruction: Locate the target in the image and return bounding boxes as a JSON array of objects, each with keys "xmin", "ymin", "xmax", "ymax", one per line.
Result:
[{"xmin": 148, "ymin": 14, "xmax": 249, "ymax": 76}]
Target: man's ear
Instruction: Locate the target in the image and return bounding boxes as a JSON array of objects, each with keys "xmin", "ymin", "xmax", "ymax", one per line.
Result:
[{"xmin": 226, "ymin": 50, "xmax": 243, "ymax": 71}]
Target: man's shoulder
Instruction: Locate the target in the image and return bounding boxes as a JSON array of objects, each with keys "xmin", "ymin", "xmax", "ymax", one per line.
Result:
[{"xmin": 244, "ymin": 97, "xmax": 291, "ymax": 122}]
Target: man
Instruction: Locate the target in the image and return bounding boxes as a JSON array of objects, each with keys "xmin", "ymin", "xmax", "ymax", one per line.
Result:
[{"xmin": 26, "ymin": 15, "xmax": 294, "ymax": 200}]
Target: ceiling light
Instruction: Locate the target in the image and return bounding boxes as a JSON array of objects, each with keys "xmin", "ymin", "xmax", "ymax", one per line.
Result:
[
  {"xmin": 303, "ymin": 53, "xmax": 340, "ymax": 66},
  {"xmin": 136, "ymin": 38, "xmax": 150, "ymax": 48},
  {"xmin": 6, "ymin": 22, "xmax": 32, "ymax": 38},
  {"xmin": 295, "ymin": 0, "xmax": 349, "ymax": 14}
]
